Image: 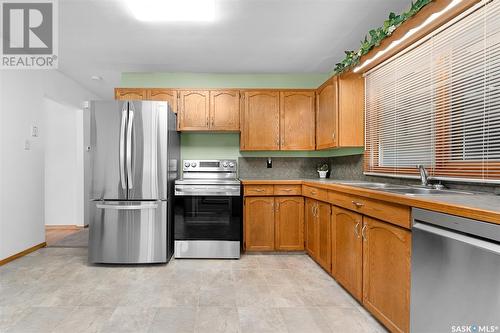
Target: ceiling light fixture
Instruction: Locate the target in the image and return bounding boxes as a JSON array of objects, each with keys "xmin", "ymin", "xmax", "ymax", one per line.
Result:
[
  {"xmin": 353, "ymin": 0, "xmax": 463, "ymax": 73},
  {"xmin": 126, "ymin": 0, "xmax": 216, "ymax": 22}
]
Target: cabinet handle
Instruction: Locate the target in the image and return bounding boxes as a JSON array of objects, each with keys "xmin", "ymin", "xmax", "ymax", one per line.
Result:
[
  {"xmin": 332, "ymin": 131, "xmax": 336, "ymax": 140},
  {"xmin": 354, "ymin": 221, "xmax": 360, "ymax": 238},
  {"xmin": 211, "ymin": 117, "xmax": 214, "ymax": 127},
  {"xmin": 361, "ymin": 224, "xmax": 367, "ymax": 241},
  {"xmin": 282, "ymin": 189, "xmax": 292, "ymax": 192},
  {"xmin": 351, "ymin": 201, "xmax": 364, "ymax": 208},
  {"xmin": 206, "ymin": 118, "xmax": 209, "ymax": 127},
  {"xmin": 253, "ymin": 189, "xmax": 264, "ymax": 192},
  {"xmin": 276, "ymin": 202, "xmax": 280, "ymax": 211},
  {"xmin": 311, "ymin": 190, "xmax": 317, "ymax": 195}
]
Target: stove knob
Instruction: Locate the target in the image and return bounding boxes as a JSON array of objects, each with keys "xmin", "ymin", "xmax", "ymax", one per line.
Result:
[
  {"xmin": 229, "ymin": 162, "xmax": 235, "ymax": 168},
  {"xmin": 184, "ymin": 162, "xmax": 190, "ymax": 168},
  {"xmin": 191, "ymin": 162, "xmax": 197, "ymax": 167},
  {"xmin": 222, "ymin": 162, "xmax": 228, "ymax": 168}
]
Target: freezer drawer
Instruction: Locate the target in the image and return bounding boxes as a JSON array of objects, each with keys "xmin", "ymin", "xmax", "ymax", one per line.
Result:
[{"xmin": 89, "ymin": 200, "xmax": 168, "ymax": 264}]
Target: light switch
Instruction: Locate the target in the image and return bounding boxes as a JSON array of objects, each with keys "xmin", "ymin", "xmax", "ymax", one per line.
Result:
[
  {"xmin": 24, "ymin": 140, "xmax": 31, "ymax": 150},
  {"xmin": 31, "ymin": 125, "xmax": 38, "ymax": 137}
]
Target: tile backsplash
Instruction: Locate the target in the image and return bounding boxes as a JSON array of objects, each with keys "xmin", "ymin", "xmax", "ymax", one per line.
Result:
[{"xmin": 238, "ymin": 157, "xmax": 329, "ymax": 179}]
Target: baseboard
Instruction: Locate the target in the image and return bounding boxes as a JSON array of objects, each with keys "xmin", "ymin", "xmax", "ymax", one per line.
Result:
[
  {"xmin": 0, "ymin": 242, "xmax": 47, "ymax": 266},
  {"xmin": 46, "ymin": 225, "xmax": 83, "ymax": 230}
]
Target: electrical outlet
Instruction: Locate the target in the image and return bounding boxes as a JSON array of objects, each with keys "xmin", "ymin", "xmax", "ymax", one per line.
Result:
[
  {"xmin": 24, "ymin": 140, "xmax": 31, "ymax": 150},
  {"xmin": 31, "ymin": 125, "xmax": 38, "ymax": 137},
  {"xmin": 267, "ymin": 158, "xmax": 272, "ymax": 168}
]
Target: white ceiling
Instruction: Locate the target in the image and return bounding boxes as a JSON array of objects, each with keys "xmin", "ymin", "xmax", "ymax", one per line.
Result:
[{"xmin": 59, "ymin": 0, "xmax": 410, "ymax": 98}]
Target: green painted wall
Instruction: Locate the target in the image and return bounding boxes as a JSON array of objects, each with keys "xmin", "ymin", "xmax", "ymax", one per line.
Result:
[
  {"xmin": 180, "ymin": 133, "xmax": 363, "ymax": 160},
  {"xmin": 120, "ymin": 72, "xmax": 363, "ymax": 160}
]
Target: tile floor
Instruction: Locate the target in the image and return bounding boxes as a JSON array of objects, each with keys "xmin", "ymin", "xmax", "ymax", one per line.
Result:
[{"xmin": 0, "ymin": 248, "xmax": 387, "ymax": 333}]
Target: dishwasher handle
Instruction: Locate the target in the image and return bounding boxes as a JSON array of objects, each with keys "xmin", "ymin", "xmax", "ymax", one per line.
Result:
[{"xmin": 413, "ymin": 222, "xmax": 500, "ymax": 255}]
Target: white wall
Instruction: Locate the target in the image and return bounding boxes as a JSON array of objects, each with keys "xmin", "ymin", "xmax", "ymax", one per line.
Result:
[
  {"xmin": 43, "ymin": 98, "xmax": 84, "ymax": 227},
  {"xmin": 0, "ymin": 70, "xmax": 97, "ymax": 260}
]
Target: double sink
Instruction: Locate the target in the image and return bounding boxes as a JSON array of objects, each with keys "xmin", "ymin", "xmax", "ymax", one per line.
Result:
[{"xmin": 338, "ymin": 181, "xmax": 474, "ymax": 196}]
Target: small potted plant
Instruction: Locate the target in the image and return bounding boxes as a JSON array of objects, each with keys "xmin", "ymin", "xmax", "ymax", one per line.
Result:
[{"xmin": 317, "ymin": 163, "xmax": 329, "ymax": 179}]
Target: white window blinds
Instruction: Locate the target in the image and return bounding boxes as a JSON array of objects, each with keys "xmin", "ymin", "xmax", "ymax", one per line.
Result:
[{"xmin": 365, "ymin": 0, "xmax": 500, "ymax": 183}]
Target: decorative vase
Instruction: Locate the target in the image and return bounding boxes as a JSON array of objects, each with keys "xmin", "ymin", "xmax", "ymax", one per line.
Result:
[{"xmin": 318, "ymin": 170, "xmax": 328, "ymax": 179}]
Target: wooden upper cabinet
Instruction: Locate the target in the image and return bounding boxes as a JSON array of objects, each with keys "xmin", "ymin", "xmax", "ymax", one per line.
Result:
[
  {"xmin": 115, "ymin": 88, "xmax": 147, "ymax": 100},
  {"xmin": 316, "ymin": 77, "xmax": 338, "ymax": 149},
  {"xmin": 280, "ymin": 91, "xmax": 315, "ymax": 150},
  {"xmin": 305, "ymin": 198, "xmax": 317, "ymax": 258},
  {"xmin": 210, "ymin": 90, "xmax": 240, "ymax": 131},
  {"xmin": 244, "ymin": 197, "xmax": 275, "ymax": 251},
  {"xmin": 338, "ymin": 73, "xmax": 364, "ymax": 147},
  {"xmin": 275, "ymin": 196, "xmax": 304, "ymax": 251},
  {"xmin": 332, "ymin": 206, "xmax": 363, "ymax": 301},
  {"xmin": 363, "ymin": 217, "xmax": 411, "ymax": 333},
  {"xmin": 179, "ymin": 90, "xmax": 210, "ymax": 130},
  {"xmin": 241, "ymin": 91, "xmax": 280, "ymax": 150},
  {"xmin": 316, "ymin": 201, "xmax": 332, "ymax": 272},
  {"xmin": 147, "ymin": 89, "xmax": 178, "ymax": 113}
]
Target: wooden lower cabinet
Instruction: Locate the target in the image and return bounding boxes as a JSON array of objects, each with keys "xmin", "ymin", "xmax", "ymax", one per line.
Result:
[
  {"xmin": 305, "ymin": 198, "xmax": 318, "ymax": 258},
  {"xmin": 305, "ymin": 198, "xmax": 331, "ymax": 272},
  {"xmin": 362, "ymin": 217, "xmax": 411, "ymax": 333},
  {"xmin": 275, "ymin": 197, "xmax": 304, "ymax": 251},
  {"xmin": 316, "ymin": 201, "xmax": 331, "ymax": 272},
  {"xmin": 331, "ymin": 206, "xmax": 363, "ymax": 301},
  {"xmin": 245, "ymin": 196, "xmax": 304, "ymax": 251},
  {"xmin": 244, "ymin": 197, "xmax": 275, "ymax": 251}
]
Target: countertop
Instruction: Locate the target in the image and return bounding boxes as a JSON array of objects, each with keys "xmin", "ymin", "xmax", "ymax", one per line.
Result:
[{"xmin": 240, "ymin": 178, "xmax": 500, "ymax": 225}]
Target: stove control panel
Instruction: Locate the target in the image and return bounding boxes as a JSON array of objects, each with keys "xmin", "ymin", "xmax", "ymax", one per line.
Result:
[{"xmin": 182, "ymin": 159, "xmax": 237, "ymax": 172}]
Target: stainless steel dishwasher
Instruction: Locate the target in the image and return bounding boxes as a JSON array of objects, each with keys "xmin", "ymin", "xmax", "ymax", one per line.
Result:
[{"xmin": 411, "ymin": 208, "xmax": 500, "ymax": 333}]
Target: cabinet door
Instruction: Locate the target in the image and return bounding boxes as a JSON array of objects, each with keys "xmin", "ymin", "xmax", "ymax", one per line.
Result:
[
  {"xmin": 280, "ymin": 91, "xmax": 315, "ymax": 150},
  {"xmin": 147, "ymin": 89, "xmax": 178, "ymax": 113},
  {"xmin": 179, "ymin": 90, "xmax": 210, "ymax": 130},
  {"xmin": 275, "ymin": 197, "xmax": 304, "ymax": 251},
  {"xmin": 115, "ymin": 88, "xmax": 146, "ymax": 100},
  {"xmin": 244, "ymin": 197, "xmax": 275, "ymax": 251},
  {"xmin": 210, "ymin": 90, "xmax": 240, "ymax": 131},
  {"xmin": 316, "ymin": 78, "xmax": 338, "ymax": 149},
  {"xmin": 338, "ymin": 73, "xmax": 364, "ymax": 147},
  {"xmin": 305, "ymin": 198, "xmax": 317, "ymax": 258},
  {"xmin": 363, "ymin": 217, "xmax": 411, "ymax": 333},
  {"xmin": 332, "ymin": 206, "xmax": 363, "ymax": 301},
  {"xmin": 241, "ymin": 91, "xmax": 280, "ymax": 150},
  {"xmin": 316, "ymin": 201, "xmax": 332, "ymax": 273}
]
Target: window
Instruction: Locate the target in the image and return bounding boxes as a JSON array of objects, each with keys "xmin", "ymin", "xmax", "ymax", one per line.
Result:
[{"xmin": 365, "ymin": 0, "xmax": 500, "ymax": 183}]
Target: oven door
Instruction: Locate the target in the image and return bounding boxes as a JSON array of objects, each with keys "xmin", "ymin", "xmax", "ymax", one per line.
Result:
[{"xmin": 174, "ymin": 192, "xmax": 242, "ymax": 242}]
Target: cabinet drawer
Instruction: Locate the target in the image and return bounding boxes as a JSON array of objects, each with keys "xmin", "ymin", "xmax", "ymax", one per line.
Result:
[
  {"xmin": 274, "ymin": 185, "xmax": 302, "ymax": 196},
  {"xmin": 244, "ymin": 185, "xmax": 274, "ymax": 196},
  {"xmin": 302, "ymin": 185, "xmax": 328, "ymax": 201},
  {"xmin": 328, "ymin": 191, "xmax": 410, "ymax": 229}
]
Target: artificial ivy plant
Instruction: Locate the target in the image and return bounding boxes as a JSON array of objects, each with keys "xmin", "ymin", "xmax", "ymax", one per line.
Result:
[{"xmin": 333, "ymin": 0, "xmax": 433, "ymax": 75}]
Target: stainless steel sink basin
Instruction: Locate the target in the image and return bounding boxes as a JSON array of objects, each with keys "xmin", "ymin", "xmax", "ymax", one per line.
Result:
[
  {"xmin": 339, "ymin": 181, "xmax": 474, "ymax": 196},
  {"xmin": 382, "ymin": 188, "xmax": 473, "ymax": 196},
  {"xmin": 339, "ymin": 182, "xmax": 407, "ymax": 189}
]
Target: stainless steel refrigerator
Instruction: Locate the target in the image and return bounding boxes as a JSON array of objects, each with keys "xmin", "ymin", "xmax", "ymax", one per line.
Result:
[{"xmin": 88, "ymin": 100, "xmax": 179, "ymax": 264}]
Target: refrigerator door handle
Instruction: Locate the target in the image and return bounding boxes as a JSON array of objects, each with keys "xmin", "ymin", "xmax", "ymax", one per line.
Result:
[
  {"xmin": 96, "ymin": 202, "xmax": 159, "ymax": 210},
  {"xmin": 119, "ymin": 104, "xmax": 128, "ymax": 190},
  {"xmin": 126, "ymin": 103, "xmax": 135, "ymax": 189}
]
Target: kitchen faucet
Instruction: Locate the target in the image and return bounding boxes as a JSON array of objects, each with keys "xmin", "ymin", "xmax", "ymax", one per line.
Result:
[{"xmin": 416, "ymin": 165, "xmax": 429, "ymax": 187}]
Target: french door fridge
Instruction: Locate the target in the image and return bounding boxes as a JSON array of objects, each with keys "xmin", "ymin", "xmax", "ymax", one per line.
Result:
[{"xmin": 88, "ymin": 101, "xmax": 179, "ymax": 264}]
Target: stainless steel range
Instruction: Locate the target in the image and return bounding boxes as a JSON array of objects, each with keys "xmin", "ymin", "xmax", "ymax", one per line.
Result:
[{"xmin": 173, "ymin": 159, "xmax": 242, "ymax": 259}]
